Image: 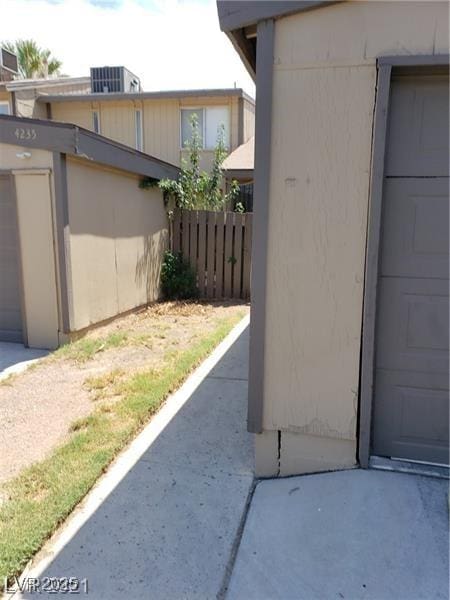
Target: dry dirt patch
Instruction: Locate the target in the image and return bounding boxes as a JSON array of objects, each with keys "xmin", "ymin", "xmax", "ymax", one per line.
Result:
[{"xmin": 0, "ymin": 301, "xmax": 248, "ymax": 485}]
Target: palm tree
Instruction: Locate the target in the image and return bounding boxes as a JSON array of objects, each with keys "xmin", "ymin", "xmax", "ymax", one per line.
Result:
[{"xmin": 2, "ymin": 40, "xmax": 62, "ymax": 79}]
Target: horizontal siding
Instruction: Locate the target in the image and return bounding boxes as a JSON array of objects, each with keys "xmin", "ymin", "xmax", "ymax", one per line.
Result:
[
  {"xmin": 51, "ymin": 102, "xmax": 93, "ymax": 130},
  {"xmin": 48, "ymin": 94, "xmax": 252, "ymax": 166}
]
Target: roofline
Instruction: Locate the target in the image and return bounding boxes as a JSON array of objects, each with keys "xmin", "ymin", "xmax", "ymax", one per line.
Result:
[
  {"xmin": 0, "ymin": 115, "xmax": 179, "ymax": 181},
  {"xmin": 5, "ymin": 76, "xmax": 90, "ymax": 91},
  {"xmin": 217, "ymin": 0, "xmax": 343, "ymax": 74},
  {"xmin": 217, "ymin": 1, "xmax": 340, "ymax": 32},
  {"xmin": 37, "ymin": 87, "xmax": 255, "ymax": 105},
  {"xmin": 223, "ymin": 168, "xmax": 254, "ymax": 180}
]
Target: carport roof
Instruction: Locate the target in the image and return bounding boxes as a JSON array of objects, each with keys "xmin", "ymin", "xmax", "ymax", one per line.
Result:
[{"xmin": 0, "ymin": 115, "xmax": 179, "ymax": 181}]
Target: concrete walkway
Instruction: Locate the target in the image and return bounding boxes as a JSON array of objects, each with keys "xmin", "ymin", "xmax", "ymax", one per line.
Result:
[
  {"xmin": 0, "ymin": 342, "xmax": 48, "ymax": 381},
  {"xmin": 20, "ymin": 323, "xmax": 253, "ymax": 600},
  {"xmin": 228, "ymin": 469, "xmax": 449, "ymax": 600}
]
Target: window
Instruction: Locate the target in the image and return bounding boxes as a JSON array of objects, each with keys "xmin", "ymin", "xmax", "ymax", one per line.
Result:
[
  {"xmin": 180, "ymin": 106, "xmax": 230, "ymax": 150},
  {"xmin": 0, "ymin": 102, "xmax": 10, "ymax": 115},
  {"xmin": 135, "ymin": 109, "xmax": 143, "ymax": 151},
  {"xmin": 92, "ymin": 111, "xmax": 100, "ymax": 134},
  {"xmin": 205, "ymin": 106, "xmax": 230, "ymax": 150},
  {"xmin": 181, "ymin": 108, "xmax": 204, "ymax": 148}
]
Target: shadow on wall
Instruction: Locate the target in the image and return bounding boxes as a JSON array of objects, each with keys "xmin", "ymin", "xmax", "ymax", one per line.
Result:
[{"xmin": 135, "ymin": 231, "xmax": 169, "ymax": 302}]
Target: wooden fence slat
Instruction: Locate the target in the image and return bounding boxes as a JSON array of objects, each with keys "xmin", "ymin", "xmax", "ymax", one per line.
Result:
[
  {"xmin": 206, "ymin": 211, "xmax": 216, "ymax": 299},
  {"xmin": 197, "ymin": 211, "xmax": 207, "ymax": 296},
  {"xmin": 172, "ymin": 208, "xmax": 181, "ymax": 253},
  {"xmin": 242, "ymin": 213, "xmax": 252, "ymax": 299},
  {"xmin": 189, "ymin": 210, "xmax": 198, "ymax": 274},
  {"xmin": 182, "ymin": 210, "xmax": 190, "ymax": 259},
  {"xmin": 215, "ymin": 212, "xmax": 225, "ymax": 299},
  {"xmin": 170, "ymin": 209, "xmax": 252, "ymax": 300},
  {"xmin": 223, "ymin": 212, "xmax": 234, "ymax": 298},
  {"xmin": 233, "ymin": 213, "xmax": 243, "ymax": 299}
]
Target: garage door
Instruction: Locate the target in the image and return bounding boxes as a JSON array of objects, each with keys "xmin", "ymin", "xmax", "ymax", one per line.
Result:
[
  {"xmin": 372, "ymin": 74, "xmax": 449, "ymax": 466},
  {"xmin": 0, "ymin": 175, "xmax": 23, "ymax": 342}
]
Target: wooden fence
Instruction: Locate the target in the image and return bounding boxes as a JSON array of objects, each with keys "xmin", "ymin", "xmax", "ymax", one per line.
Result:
[{"xmin": 171, "ymin": 208, "xmax": 252, "ymax": 300}]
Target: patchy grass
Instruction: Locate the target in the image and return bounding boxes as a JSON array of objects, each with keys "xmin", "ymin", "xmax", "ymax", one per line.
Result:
[
  {"xmin": 84, "ymin": 369, "xmax": 125, "ymax": 400},
  {"xmin": 52, "ymin": 331, "xmax": 129, "ymax": 363},
  {"xmin": 0, "ymin": 311, "xmax": 244, "ymax": 588}
]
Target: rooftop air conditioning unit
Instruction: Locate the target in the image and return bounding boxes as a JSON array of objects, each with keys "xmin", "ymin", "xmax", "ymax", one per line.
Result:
[
  {"xmin": 0, "ymin": 48, "xmax": 19, "ymax": 81},
  {"xmin": 90, "ymin": 66, "xmax": 141, "ymax": 94}
]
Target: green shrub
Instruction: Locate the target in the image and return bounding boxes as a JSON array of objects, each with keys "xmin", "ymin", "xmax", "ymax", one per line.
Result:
[{"xmin": 160, "ymin": 250, "xmax": 198, "ymax": 300}]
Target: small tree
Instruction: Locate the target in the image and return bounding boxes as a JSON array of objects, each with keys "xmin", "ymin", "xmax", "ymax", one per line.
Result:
[{"xmin": 158, "ymin": 114, "xmax": 239, "ymax": 211}]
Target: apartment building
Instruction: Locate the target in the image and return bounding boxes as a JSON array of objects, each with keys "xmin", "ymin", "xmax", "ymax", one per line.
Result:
[{"xmin": 1, "ymin": 65, "xmax": 255, "ymax": 171}]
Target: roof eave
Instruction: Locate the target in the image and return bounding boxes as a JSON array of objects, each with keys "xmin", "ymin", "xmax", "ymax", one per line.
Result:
[
  {"xmin": 0, "ymin": 115, "xmax": 179, "ymax": 181},
  {"xmin": 217, "ymin": 0, "xmax": 343, "ymax": 75}
]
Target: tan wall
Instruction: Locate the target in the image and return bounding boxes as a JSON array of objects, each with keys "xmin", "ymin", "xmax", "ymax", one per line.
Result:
[
  {"xmin": 51, "ymin": 101, "xmax": 92, "ymax": 130},
  {"xmin": 0, "ymin": 90, "xmax": 12, "ymax": 113},
  {"xmin": 50, "ymin": 94, "xmax": 251, "ymax": 171},
  {"xmin": 66, "ymin": 157, "xmax": 168, "ymax": 331},
  {"xmin": 0, "ymin": 144, "xmax": 60, "ymax": 349},
  {"xmin": 260, "ymin": 0, "xmax": 449, "ymax": 476}
]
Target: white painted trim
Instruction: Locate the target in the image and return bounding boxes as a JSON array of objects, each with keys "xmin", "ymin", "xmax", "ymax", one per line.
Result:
[
  {"xmin": 91, "ymin": 109, "xmax": 100, "ymax": 135},
  {"xmin": 135, "ymin": 108, "xmax": 143, "ymax": 151},
  {"xmin": 13, "ymin": 314, "xmax": 250, "ymax": 591},
  {"xmin": 179, "ymin": 105, "xmax": 231, "ymax": 150}
]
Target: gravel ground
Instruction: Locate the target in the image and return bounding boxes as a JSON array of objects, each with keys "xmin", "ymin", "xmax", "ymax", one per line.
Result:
[{"xmin": 0, "ymin": 301, "xmax": 248, "ymax": 485}]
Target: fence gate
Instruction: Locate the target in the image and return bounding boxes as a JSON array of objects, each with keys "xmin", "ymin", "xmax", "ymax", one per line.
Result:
[{"xmin": 171, "ymin": 209, "xmax": 252, "ymax": 300}]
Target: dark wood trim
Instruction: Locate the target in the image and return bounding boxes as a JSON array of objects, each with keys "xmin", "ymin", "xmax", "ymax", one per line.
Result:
[
  {"xmin": 226, "ymin": 29, "xmax": 257, "ymax": 81},
  {"xmin": 10, "ymin": 91, "xmax": 16, "ymax": 116},
  {"xmin": 247, "ymin": 19, "xmax": 274, "ymax": 434},
  {"xmin": 378, "ymin": 54, "xmax": 450, "ymax": 67},
  {"xmin": 52, "ymin": 152, "xmax": 72, "ymax": 334},
  {"xmin": 11, "ymin": 174, "xmax": 28, "ymax": 346},
  {"xmin": 358, "ymin": 52, "xmax": 450, "ymax": 468},
  {"xmin": 217, "ymin": 1, "xmax": 339, "ymax": 32},
  {"xmin": 358, "ymin": 64, "xmax": 392, "ymax": 468},
  {"xmin": 0, "ymin": 115, "xmax": 179, "ymax": 181}
]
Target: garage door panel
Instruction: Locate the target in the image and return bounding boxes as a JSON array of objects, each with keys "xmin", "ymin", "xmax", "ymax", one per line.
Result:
[
  {"xmin": 376, "ymin": 278, "xmax": 449, "ymax": 374},
  {"xmin": 372, "ymin": 73, "xmax": 449, "ymax": 466},
  {"xmin": 373, "ymin": 371, "xmax": 449, "ymax": 465},
  {"xmin": 385, "ymin": 75, "xmax": 449, "ymax": 177},
  {"xmin": 380, "ymin": 179, "xmax": 449, "ymax": 279}
]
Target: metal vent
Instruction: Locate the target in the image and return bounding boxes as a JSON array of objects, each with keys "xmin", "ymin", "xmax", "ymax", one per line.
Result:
[
  {"xmin": 90, "ymin": 66, "xmax": 141, "ymax": 94},
  {"xmin": 0, "ymin": 48, "xmax": 18, "ymax": 81}
]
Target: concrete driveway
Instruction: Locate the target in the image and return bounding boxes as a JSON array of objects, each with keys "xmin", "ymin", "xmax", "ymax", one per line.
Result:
[
  {"xmin": 228, "ymin": 469, "xmax": 449, "ymax": 600},
  {"xmin": 0, "ymin": 342, "xmax": 48, "ymax": 381}
]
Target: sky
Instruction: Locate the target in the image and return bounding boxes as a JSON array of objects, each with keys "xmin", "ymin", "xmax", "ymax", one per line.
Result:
[{"xmin": 0, "ymin": 0, "xmax": 255, "ymax": 96}]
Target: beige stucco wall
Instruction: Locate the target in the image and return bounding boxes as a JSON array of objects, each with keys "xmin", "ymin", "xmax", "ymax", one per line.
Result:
[
  {"xmin": 0, "ymin": 144, "xmax": 60, "ymax": 349},
  {"xmin": 0, "ymin": 90, "xmax": 12, "ymax": 113},
  {"xmin": 50, "ymin": 94, "xmax": 250, "ymax": 171},
  {"xmin": 260, "ymin": 0, "xmax": 449, "ymax": 476},
  {"xmin": 66, "ymin": 157, "xmax": 168, "ymax": 332}
]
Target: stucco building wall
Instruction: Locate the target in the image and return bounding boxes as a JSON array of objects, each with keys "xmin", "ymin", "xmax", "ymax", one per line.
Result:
[
  {"xmin": 259, "ymin": 0, "xmax": 449, "ymax": 475},
  {"xmin": 0, "ymin": 144, "xmax": 59, "ymax": 349},
  {"xmin": 66, "ymin": 157, "xmax": 168, "ymax": 332}
]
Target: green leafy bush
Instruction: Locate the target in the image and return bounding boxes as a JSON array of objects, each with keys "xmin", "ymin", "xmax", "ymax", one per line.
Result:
[{"xmin": 160, "ymin": 250, "xmax": 198, "ymax": 300}]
